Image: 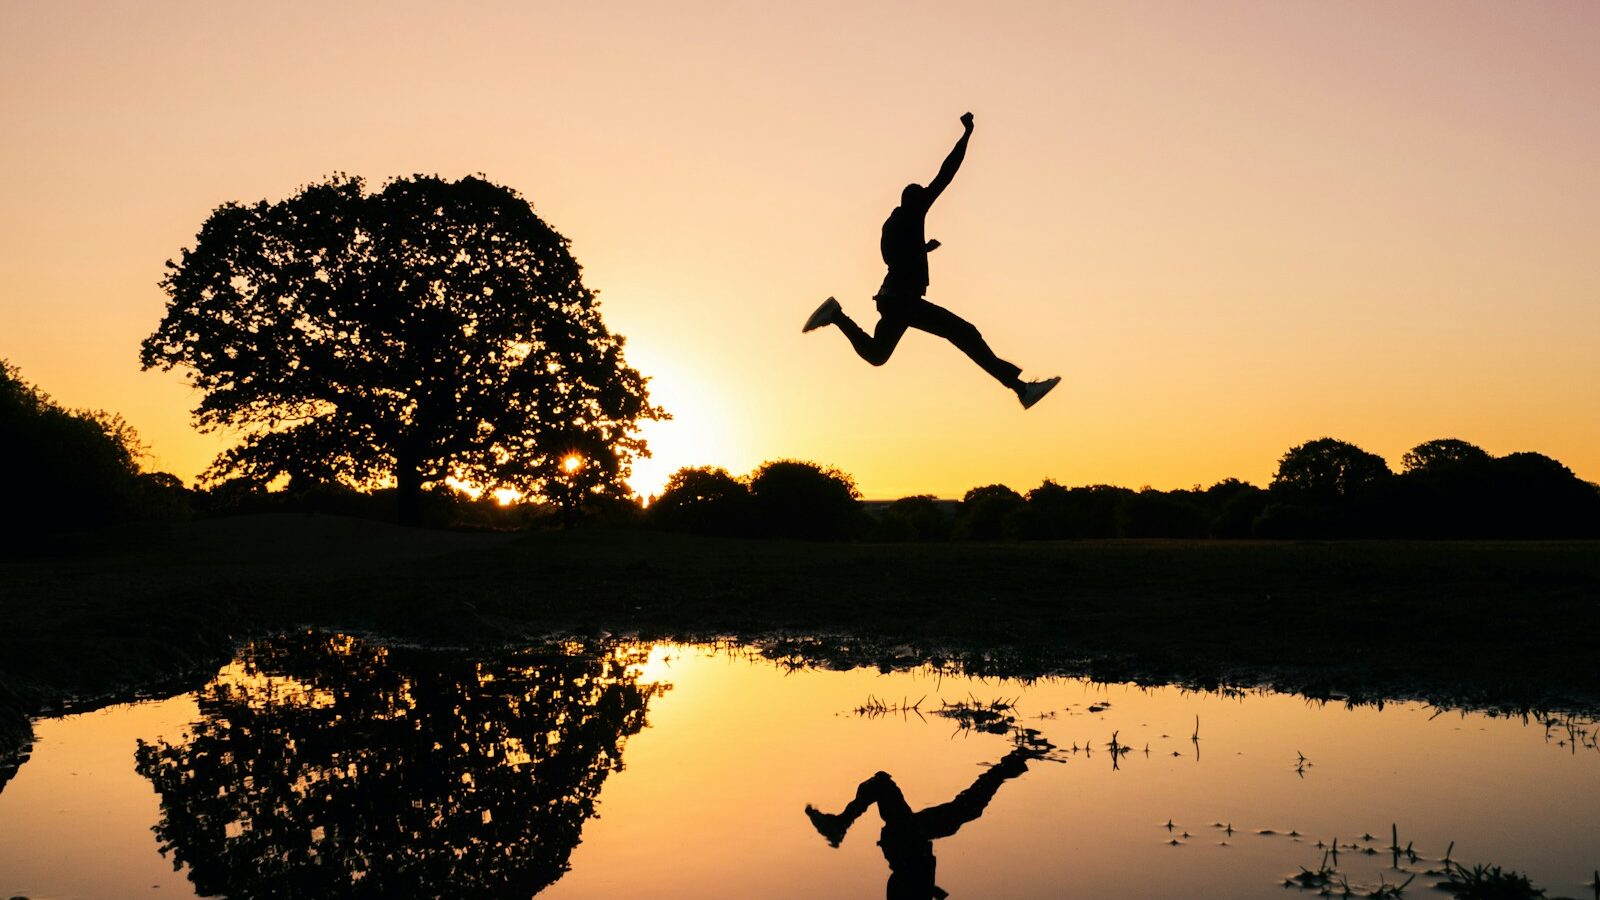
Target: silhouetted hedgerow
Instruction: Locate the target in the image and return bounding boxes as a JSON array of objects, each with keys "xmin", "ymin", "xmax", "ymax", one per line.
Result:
[
  {"xmin": 647, "ymin": 460, "xmax": 866, "ymax": 541},
  {"xmin": 647, "ymin": 437, "xmax": 1596, "ymax": 542},
  {"xmin": 659, "ymin": 435, "xmax": 1587, "ymax": 538}
]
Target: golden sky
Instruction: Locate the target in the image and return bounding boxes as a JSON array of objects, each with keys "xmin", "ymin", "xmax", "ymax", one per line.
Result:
[{"xmin": 3, "ymin": 1, "xmax": 1597, "ymax": 499}]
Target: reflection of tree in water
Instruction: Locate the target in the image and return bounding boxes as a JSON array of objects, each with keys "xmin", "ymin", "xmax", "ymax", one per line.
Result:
[{"xmin": 134, "ymin": 631, "xmax": 666, "ymax": 898}]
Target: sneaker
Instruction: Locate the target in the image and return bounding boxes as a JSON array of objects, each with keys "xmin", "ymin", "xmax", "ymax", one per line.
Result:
[
  {"xmin": 1018, "ymin": 376, "xmax": 1061, "ymax": 410},
  {"xmin": 804, "ymin": 805, "xmax": 851, "ymax": 848},
  {"xmin": 802, "ymin": 297, "xmax": 841, "ymax": 333}
]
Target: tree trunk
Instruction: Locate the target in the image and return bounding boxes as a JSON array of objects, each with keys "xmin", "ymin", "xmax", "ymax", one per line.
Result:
[{"xmin": 396, "ymin": 446, "xmax": 423, "ymax": 527}]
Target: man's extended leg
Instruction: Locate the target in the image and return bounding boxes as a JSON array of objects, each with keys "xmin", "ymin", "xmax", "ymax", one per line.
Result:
[
  {"xmin": 913, "ymin": 748, "xmax": 1031, "ymax": 841},
  {"xmin": 901, "ymin": 299, "xmax": 1023, "ymax": 389}
]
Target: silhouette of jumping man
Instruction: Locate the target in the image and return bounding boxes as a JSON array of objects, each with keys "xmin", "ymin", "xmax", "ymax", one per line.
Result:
[
  {"xmin": 804, "ymin": 747, "xmax": 1036, "ymax": 899},
  {"xmin": 803, "ymin": 112, "xmax": 1060, "ymax": 409}
]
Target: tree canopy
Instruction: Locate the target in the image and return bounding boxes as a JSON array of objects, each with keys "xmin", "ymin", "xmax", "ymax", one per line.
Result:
[
  {"xmin": 1402, "ymin": 438, "xmax": 1491, "ymax": 473},
  {"xmin": 141, "ymin": 174, "xmax": 663, "ymax": 524},
  {"xmin": 1270, "ymin": 437, "xmax": 1392, "ymax": 502}
]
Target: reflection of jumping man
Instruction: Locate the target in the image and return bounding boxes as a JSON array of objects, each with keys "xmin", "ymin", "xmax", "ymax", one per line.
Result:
[
  {"xmin": 805, "ymin": 747, "xmax": 1035, "ymax": 900},
  {"xmin": 803, "ymin": 112, "xmax": 1060, "ymax": 410}
]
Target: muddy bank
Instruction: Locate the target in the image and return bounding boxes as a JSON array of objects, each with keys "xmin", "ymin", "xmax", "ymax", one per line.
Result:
[{"xmin": 4, "ymin": 515, "xmax": 1598, "ymax": 762}]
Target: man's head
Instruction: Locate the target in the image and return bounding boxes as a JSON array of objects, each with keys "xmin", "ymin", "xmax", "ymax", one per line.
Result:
[{"xmin": 901, "ymin": 183, "xmax": 926, "ymax": 207}]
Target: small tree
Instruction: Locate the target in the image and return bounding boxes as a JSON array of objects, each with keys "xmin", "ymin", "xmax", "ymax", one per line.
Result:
[{"xmin": 141, "ymin": 174, "xmax": 664, "ymax": 525}]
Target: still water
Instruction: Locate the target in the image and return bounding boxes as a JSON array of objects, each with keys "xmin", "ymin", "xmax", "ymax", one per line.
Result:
[{"xmin": 1, "ymin": 632, "xmax": 1596, "ymax": 899}]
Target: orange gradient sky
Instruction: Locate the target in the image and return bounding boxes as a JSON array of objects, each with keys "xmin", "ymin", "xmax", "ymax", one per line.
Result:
[{"xmin": 3, "ymin": 2, "xmax": 1597, "ymax": 499}]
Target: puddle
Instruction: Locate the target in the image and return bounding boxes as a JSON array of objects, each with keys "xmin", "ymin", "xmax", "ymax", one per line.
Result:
[{"xmin": 1, "ymin": 632, "xmax": 1596, "ymax": 898}]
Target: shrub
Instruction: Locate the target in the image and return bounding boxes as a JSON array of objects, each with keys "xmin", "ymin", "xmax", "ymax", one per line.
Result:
[
  {"xmin": 955, "ymin": 484, "xmax": 1026, "ymax": 540},
  {"xmin": 649, "ymin": 467, "xmax": 752, "ymax": 536},
  {"xmin": 872, "ymin": 495, "xmax": 952, "ymax": 542},
  {"xmin": 747, "ymin": 460, "xmax": 863, "ymax": 541},
  {"xmin": 1, "ymin": 360, "xmax": 189, "ymax": 534}
]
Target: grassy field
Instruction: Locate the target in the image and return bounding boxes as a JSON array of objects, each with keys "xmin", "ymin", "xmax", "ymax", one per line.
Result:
[{"xmin": 3, "ymin": 514, "xmax": 1598, "ymax": 757}]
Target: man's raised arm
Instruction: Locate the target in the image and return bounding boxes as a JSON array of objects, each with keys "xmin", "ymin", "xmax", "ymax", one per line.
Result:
[{"xmin": 924, "ymin": 112, "xmax": 975, "ymax": 205}]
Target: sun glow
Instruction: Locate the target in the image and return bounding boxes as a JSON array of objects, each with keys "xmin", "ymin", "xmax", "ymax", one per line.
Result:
[
  {"xmin": 561, "ymin": 453, "xmax": 583, "ymax": 475},
  {"xmin": 5, "ymin": 4, "xmax": 1597, "ymax": 499},
  {"xmin": 619, "ymin": 351, "xmax": 751, "ymax": 501}
]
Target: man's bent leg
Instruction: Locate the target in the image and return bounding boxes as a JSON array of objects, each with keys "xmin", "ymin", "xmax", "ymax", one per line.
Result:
[
  {"xmin": 833, "ymin": 308, "xmax": 910, "ymax": 367},
  {"xmin": 904, "ymin": 300, "xmax": 1023, "ymax": 389}
]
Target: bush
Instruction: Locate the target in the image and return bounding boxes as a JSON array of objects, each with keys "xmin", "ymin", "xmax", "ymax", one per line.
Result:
[
  {"xmin": 1251, "ymin": 502, "xmax": 1328, "ymax": 539},
  {"xmin": 1208, "ymin": 481, "xmax": 1268, "ymax": 538},
  {"xmin": 1021, "ymin": 482, "xmax": 1132, "ymax": 539},
  {"xmin": 1, "ymin": 360, "xmax": 190, "ymax": 534},
  {"xmin": 1118, "ymin": 489, "xmax": 1208, "ymax": 538},
  {"xmin": 871, "ymin": 495, "xmax": 952, "ymax": 542},
  {"xmin": 747, "ymin": 460, "xmax": 863, "ymax": 541},
  {"xmin": 649, "ymin": 467, "xmax": 752, "ymax": 536},
  {"xmin": 955, "ymin": 484, "xmax": 1026, "ymax": 540}
]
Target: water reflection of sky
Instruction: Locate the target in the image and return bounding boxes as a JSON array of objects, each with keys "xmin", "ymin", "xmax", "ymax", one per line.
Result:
[{"xmin": 1, "ymin": 637, "xmax": 1596, "ymax": 899}]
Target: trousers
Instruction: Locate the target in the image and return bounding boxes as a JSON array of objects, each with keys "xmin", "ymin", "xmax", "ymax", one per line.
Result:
[{"xmin": 833, "ymin": 292, "xmax": 1022, "ymax": 388}]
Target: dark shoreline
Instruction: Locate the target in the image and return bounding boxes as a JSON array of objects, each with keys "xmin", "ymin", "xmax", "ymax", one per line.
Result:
[{"xmin": 4, "ymin": 515, "xmax": 1599, "ymax": 762}]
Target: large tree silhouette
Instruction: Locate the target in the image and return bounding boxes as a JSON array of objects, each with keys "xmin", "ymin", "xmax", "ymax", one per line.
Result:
[
  {"xmin": 141, "ymin": 174, "xmax": 664, "ymax": 524},
  {"xmin": 134, "ymin": 632, "xmax": 666, "ymax": 898}
]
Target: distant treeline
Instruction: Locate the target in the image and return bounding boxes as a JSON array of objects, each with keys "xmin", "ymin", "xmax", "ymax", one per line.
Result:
[
  {"xmin": 649, "ymin": 438, "xmax": 1600, "ymax": 541},
  {"xmin": 6, "ymin": 360, "xmax": 1597, "ymax": 541}
]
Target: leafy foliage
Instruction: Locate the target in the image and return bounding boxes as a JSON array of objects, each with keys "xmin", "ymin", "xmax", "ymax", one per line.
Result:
[{"xmin": 140, "ymin": 174, "xmax": 663, "ymax": 524}]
